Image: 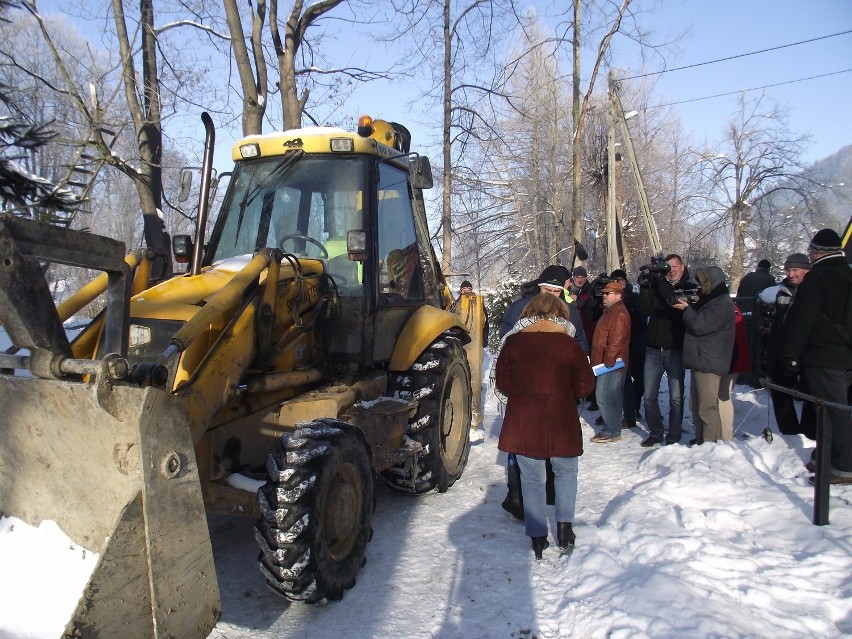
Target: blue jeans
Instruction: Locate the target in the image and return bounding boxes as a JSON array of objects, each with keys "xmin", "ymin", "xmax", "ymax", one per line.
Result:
[
  {"xmin": 596, "ymin": 369, "xmax": 626, "ymax": 437},
  {"xmin": 515, "ymin": 455, "xmax": 579, "ymax": 538},
  {"xmin": 643, "ymin": 346, "xmax": 685, "ymax": 442}
]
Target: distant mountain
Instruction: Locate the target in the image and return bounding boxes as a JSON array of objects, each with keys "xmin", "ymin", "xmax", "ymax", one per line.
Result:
[{"xmin": 804, "ymin": 144, "xmax": 852, "ymax": 227}]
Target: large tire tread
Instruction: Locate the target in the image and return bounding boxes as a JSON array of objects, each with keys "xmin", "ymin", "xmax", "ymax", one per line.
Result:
[
  {"xmin": 255, "ymin": 418, "xmax": 374, "ymax": 604},
  {"xmin": 382, "ymin": 335, "xmax": 472, "ymax": 494}
]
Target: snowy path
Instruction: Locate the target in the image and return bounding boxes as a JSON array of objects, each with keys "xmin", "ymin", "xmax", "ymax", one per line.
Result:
[{"xmin": 208, "ymin": 378, "xmax": 852, "ymax": 639}]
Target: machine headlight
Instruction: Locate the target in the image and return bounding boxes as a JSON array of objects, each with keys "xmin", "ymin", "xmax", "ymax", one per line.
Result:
[
  {"xmin": 330, "ymin": 138, "xmax": 354, "ymax": 152},
  {"xmin": 239, "ymin": 143, "xmax": 260, "ymax": 159},
  {"xmin": 129, "ymin": 324, "xmax": 152, "ymax": 348}
]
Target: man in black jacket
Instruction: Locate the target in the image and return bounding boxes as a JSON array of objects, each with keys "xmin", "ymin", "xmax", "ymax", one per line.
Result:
[
  {"xmin": 781, "ymin": 229, "xmax": 852, "ymax": 484},
  {"xmin": 767, "ymin": 253, "xmax": 815, "ymax": 439},
  {"xmin": 637, "ymin": 254, "xmax": 695, "ymax": 447},
  {"xmin": 498, "ymin": 265, "xmax": 588, "ymax": 353},
  {"xmin": 736, "ymin": 259, "xmax": 775, "ymax": 300}
]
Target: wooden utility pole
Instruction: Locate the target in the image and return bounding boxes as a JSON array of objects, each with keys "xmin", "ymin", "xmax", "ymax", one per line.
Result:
[{"xmin": 605, "ymin": 84, "xmax": 619, "ymax": 273}]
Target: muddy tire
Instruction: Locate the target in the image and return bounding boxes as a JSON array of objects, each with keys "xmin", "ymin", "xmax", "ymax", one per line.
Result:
[
  {"xmin": 255, "ymin": 419, "xmax": 374, "ymax": 604},
  {"xmin": 382, "ymin": 335, "xmax": 472, "ymax": 494}
]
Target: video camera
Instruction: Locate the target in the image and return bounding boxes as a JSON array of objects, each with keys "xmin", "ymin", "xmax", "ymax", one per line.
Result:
[
  {"xmin": 665, "ymin": 281, "xmax": 700, "ymax": 306},
  {"xmin": 641, "ymin": 256, "xmax": 670, "ymax": 275},
  {"xmin": 637, "ymin": 256, "xmax": 670, "ymax": 287}
]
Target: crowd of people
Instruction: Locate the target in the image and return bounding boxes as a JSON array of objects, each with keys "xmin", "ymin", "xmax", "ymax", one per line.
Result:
[{"xmin": 486, "ymin": 228, "xmax": 852, "ymax": 560}]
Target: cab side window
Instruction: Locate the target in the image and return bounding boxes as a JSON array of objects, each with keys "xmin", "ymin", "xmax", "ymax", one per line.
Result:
[{"xmin": 377, "ymin": 164, "xmax": 422, "ymax": 302}]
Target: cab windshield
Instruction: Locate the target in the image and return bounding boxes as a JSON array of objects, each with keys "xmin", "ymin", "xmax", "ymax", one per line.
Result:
[{"xmin": 211, "ymin": 154, "xmax": 365, "ymax": 282}]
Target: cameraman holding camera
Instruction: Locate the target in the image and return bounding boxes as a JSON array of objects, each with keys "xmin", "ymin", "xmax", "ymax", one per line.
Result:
[
  {"xmin": 637, "ymin": 254, "xmax": 696, "ymax": 447},
  {"xmin": 671, "ymin": 266, "xmax": 735, "ymax": 443}
]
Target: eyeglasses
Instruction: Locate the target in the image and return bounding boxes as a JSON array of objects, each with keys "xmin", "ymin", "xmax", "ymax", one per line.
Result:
[{"xmin": 603, "ymin": 291, "xmax": 619, "ymax": 296}]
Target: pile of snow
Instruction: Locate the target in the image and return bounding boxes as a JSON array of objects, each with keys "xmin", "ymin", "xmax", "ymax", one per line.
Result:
[{"xmin": 0, "ymin": 517, "xmax": 98, "ymax": 639}]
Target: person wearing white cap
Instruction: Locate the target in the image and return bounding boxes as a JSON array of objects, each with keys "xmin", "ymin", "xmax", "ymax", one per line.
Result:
[{"xmin": 496, "ymin": 264, "xmax": 589, "ymax": 522}]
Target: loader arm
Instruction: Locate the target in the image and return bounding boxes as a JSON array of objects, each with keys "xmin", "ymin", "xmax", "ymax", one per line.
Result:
[{"xmin": 0, "ymin": 215, "xmax": 220, "ymax": 638}]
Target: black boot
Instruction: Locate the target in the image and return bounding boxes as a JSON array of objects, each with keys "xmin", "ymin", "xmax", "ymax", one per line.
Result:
[
  {"xmin": 501, "ymin": 493, "xmax": 525, "ymax": 521},
  {"xmin": 531, "ymin": 536, "xmax": 549, "ymax": 560},
  {"xmin": 557, "ymin": 522, "xmax": 575, "ymax": 548}
]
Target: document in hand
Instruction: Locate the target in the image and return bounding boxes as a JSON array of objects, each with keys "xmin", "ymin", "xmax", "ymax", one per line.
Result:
[{"xmin": 592, "ymin": 358, "xmax": 625, "ymax": 377}]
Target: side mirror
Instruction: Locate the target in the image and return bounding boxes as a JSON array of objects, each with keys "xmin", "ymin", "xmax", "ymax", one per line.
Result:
[
  {"xmin": 178, "ymin": 169, "xmax": 193, "ymax": 203},
  {"xmin": 409, "ymin": 156, "xmax": 433, "ymax": 190},
  {"xmin": 173, "ymin": 234, "xmax": 194, "ymax": 264},
  {"xmin": 347, "ymin": 230, "xmax": 367, "ymax": 262}
]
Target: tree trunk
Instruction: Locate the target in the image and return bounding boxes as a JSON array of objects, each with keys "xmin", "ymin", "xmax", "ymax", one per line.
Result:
[
  {"xmin": 112, "ymin": 0, "xmax": 171, "ymax": 278},
  {"xmin": 730, "ymin": 202, "xmax": 747, "ymax": 291},
  {"xmin": 224, "ymin": 0, "xmax": 268, "ymax": 136}
]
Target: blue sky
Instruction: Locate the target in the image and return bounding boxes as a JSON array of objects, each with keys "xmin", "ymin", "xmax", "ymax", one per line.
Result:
[
  {"xmin": 38, "ymin": 0, "xmax": 852, "ymax": 169},
  {"xmin": 620, "ymin": 0, "xmax": 852, "ymax": 164}
]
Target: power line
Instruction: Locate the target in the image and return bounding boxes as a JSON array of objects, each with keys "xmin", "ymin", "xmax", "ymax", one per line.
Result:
[
  {"xmin": 645, "ymin": 68, "xmax": 852, "ymax": 110},
  {"xmin": 620, "ymin": 29, "xmax": 852, "ymax": 81}
]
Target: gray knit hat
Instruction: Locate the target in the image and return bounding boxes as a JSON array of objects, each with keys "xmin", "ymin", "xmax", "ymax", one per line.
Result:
[{"xmin": 782, "ymin": 253, "xmax": 810, "ymax": 270}]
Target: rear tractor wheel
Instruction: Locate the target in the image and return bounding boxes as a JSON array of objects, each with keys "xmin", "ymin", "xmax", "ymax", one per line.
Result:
[{"xmin": 382, "ymin": 335, "xmax": 472, "ymax": 494}]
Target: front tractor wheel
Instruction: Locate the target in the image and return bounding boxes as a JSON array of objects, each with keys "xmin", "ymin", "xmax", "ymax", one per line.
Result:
[
  {"xmin": 383, "ymin": 335, "xmax": 472, "ymax": 494},
  {"xmin": 255, "ymin": 419, "xmax": 374, "ymax": 604}
]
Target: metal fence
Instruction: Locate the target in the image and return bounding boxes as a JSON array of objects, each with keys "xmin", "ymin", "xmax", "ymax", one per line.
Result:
[{"xmin": 761, "ymin": 377, "xmax": 852, "ymax": 525}]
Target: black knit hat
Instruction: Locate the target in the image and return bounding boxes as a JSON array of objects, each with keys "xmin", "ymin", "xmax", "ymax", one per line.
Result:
[
  {"xmin": 809, "ymin": 229, "xmax": 843, "ymax": 252},
  {"xmin": 610, "ymin": 269, "xmax": 627, "ymax": 281},
  {"xmin": 782, "ymin": 253, "xmax": 810, "ymax": 270},
  {"xmin": 460, "ymin": 280, "xmax": 473, "ymax": 291},
  {"xmin": 757, "ymin": 259, "xmax": 772, "ymax": 270},
  {"xmin": 538, "ymin": 264, "xmax": 570, "ymax": 285}
]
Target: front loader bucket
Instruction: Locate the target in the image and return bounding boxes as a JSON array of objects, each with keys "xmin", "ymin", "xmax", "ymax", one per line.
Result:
[{"xmin": 0, "ymin": 374, "xmax": 220, "ymax": 638}]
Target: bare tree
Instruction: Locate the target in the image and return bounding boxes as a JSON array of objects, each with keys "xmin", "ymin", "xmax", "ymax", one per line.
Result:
[
  {"xmin": 3, "ymin": 3, "xmax": 204, "ymax": 265},
  {"xmin": 570, "ymin": 0, "xmax": 635, "ymax": 254},
  {"xmin": 0, "ymin": 1, "xmax": 81, "ymax": 215},
  {"xmin": 380, "ymin": 0, "xmax": 517, "ymax": 273},
  {"xmin": 219, "ymin": 0, "xmax": 396, "ymax": 134},
  {"xmin": 694, "ymin": 93, "xmax": 811, "ymax": 290},
  {"xmin": 223, "ymin": 0, "xmax": 269, "ymax": 135}
]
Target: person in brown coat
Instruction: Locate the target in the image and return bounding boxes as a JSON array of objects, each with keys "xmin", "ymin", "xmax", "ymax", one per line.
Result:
[
  {"xmin": 495, "ymin": 293, "xmax": 595, "ymax": 559},
  {"xmin": 590, "ymin": 280, "xmax": 631, "ymax": 443}
]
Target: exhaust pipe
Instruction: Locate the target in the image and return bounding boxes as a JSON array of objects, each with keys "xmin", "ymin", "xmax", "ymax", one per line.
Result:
[{"xmin": 192, "ymin": 113, "xmax": 216, "ymax": 276}]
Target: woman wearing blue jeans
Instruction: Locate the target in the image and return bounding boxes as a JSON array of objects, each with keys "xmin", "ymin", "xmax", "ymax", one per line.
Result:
[{"xmin": 495, "ymin": 292, "xmax": 595, "ymax": 559}]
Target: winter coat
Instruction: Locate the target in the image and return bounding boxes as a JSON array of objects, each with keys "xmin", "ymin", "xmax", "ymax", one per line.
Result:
[
  {"xmin": 591, "ymin": 300, "xmax": 631, "ymax": 369},
  {"xmin": 781, "ymin": 253, "xmax": 852, "ymax": 369},
  {"xmin": 499, "ymin": 288, "xmax": 589, "ymax": 353},
  {"xmin": 622, "ymin": 285, "xmax": 648, "ymax": 355},
  {"xmin": 681, "ymin": 266, "xmax": 735, "ymax": 375},
  {"xmin": 736, "ymin": 267, "xmax": 775, "ymax": 300},
  {"xmin": 638, "ymin": 271, "xmax": 692, "ymax": 349},
  {"xmin": 765, "ymin": 278, "xmax": 797, "ymax": 361},
  {"xmin": 570, "ymin": 281, "xmax": 597, "ymax": 341},
  {"xmin": 496, "ymin": 321, "xmax": 595, "ymax": 459}
]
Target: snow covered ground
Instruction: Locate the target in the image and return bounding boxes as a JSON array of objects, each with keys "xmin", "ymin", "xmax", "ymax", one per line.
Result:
[
  {"xmin": 1, "ymin": 351, "xmax": 851, "ymax": 638},
  {"xmin": 205, "ymin": 358, "xmax": 852, "ymax": 639}
]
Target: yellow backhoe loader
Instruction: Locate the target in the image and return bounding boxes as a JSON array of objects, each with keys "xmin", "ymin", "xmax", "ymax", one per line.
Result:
[{"xmin": 0, "ymin": 114, "xmax": 485, "ymax": 637}]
